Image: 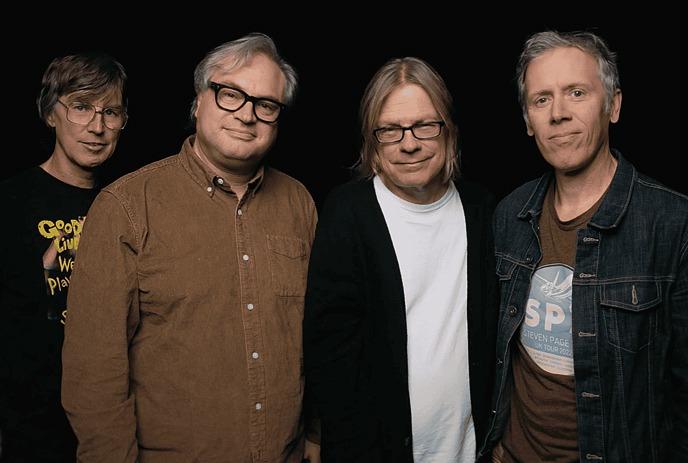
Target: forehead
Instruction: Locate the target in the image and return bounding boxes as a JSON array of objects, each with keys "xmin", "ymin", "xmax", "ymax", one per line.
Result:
[
  {"xmin": 378, "ymin": 84, "xmax": 437, "ymax": 122},
  {"xmin": 210, "ymin": 53, "xmax": 285, "ymax": 99},
  {"xmin": 525, "ymin": 46, "xmax": 601, "ymax": 92},
  {"xmin": 64, "ymin": 87, "xmax": 124, "ymax": 106}
]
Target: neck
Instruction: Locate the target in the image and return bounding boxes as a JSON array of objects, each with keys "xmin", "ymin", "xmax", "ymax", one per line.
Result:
[
  {"xmin": 553, "ymin": 151, "xmax": 617, "ymax": 221},
  {"xmin": 193, "ymin": 149, "xmax": 256, "ymax": 201},
  {"xmin": 40, "ymin": 155, "xmax": 96, "ymax": 189}
]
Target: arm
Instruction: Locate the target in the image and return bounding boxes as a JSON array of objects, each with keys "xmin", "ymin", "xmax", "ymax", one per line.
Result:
[
  {"xmin": 303, "ymin": 191, "xmax": 322, "ymax": 462},
  {"xmin": 669, "ymin": 238, "xmax": 688, "ymax": 459},
  {"xmin": 62, "ymin": 191, "xmax": 140, "ymax": 463},
  {"xmin": 303, "ymin": 189, "xmax": 380, "ymax": 462}
]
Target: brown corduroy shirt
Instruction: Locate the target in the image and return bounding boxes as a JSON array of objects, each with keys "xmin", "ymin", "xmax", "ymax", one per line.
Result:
[{"xmin": 62, "ymin": 136, "xmax": 317, "ymax": 463}]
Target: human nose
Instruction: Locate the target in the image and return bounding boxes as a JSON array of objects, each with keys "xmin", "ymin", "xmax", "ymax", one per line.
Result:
[
  {"xmin": 234, "ymin": 99, "xmax": 257, "ymax": 124},
  {"xmin": 550, "ymin": 96, "xmax": 571, "ymax": 124},
  {"xmin": 88, "ymin": 109, "xmax": 106, "ymax": 133},
  {"xmin": 399, "ymin": 128, "xmax": 421, "ymax": 153}
]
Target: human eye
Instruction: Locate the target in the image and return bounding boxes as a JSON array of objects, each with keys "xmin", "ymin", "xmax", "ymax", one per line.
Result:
[
  {"xmin": 221, "ymin": 88, "xmax": 243, "ymax": 101},
  {"xmin": 413, "ymin": 122, "xmax": 438, "ymax": 136},
  {"xmin": 532, "ymin": 95, "xmax": 550, "ymax": 108},
  {"xmin": 257, "ymin": 100, "xmax": 279, "ymax": 114},
  {"xmin": 71, "ymin": 102, "xmax": 92, "ymax": 112},
  {"xmin": 570, "ymin": 88, "xmax": 585, "ymax": 98},
  {"xmin": 376, "ymin": 126, "xmax": 401, "ymax": 142},
  {"xmin": 103, "ymin": 107, "xmax": 121, "ymax": 117}
]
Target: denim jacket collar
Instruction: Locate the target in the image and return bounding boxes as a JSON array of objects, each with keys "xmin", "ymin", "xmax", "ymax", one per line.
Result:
[{"xmin": 516, "ymin": 150, "xmax": 636, "ymax": 230}]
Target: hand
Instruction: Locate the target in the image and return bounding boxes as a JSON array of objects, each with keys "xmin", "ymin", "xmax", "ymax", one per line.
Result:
[{"xmin": 303, "ymin": 438, "xmax": 321, "ymax": 463}]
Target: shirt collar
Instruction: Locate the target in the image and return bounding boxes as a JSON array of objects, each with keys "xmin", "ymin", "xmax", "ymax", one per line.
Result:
[
  {"xmin": 518, "ymin": 149, "xmax": 636, "ymax": 230},
  {"xmin": 178, "ymin": 135, "xmax": 266, "ymax": 198}
]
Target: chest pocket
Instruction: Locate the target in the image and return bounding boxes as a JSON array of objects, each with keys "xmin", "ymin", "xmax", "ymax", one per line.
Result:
[
  {"xmin": 266, "ymin": 235, "xmax": 308, "ymax": 297},
  {"xmin": 600, "ymin": 281, "xmax": 661, "ymax": 353}
]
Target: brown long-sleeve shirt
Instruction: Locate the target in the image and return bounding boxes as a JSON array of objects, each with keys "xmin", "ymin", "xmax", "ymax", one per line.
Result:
[{"xmin": 62, "ymin": 136, "xmax": 317, "ymax": 463}]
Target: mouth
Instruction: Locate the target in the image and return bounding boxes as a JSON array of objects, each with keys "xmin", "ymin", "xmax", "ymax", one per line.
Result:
[
  {"xmin": 80, "ymin": 141, "xmax": 107, "ymax": 150},
  {"xmin": 549, "ymin": 131, "xmax": 580, "ymax": 140},
  {"xmin": 548, "ymin": 132, "xmax": 580, "ymax": 146},
  {"xmin": 226, "ymin": 128, "xmax": 257, "ymax": 140},
  {"xmin": 396, "ymin": 158, "xmax": 431, "ymax": 166}
]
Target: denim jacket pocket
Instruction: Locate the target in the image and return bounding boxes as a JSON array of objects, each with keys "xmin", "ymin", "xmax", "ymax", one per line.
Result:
[
  {"xmin": 266, "ymin": 234, "xmax": 308, "ymax": 297},
  {"xmin": 601, "ymin": 281, "xmax": 661, "ymax": 353}
]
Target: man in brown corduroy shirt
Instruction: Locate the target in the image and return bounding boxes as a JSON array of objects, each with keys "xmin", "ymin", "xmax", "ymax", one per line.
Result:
[{"xmin": 62, "ymin": 33, "xmax": 319, "ymax": 463}]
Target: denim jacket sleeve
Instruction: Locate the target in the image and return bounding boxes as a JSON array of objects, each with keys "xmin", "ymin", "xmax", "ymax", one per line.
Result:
[{"xmin": 670, "ymin": 239, "xmax": 688, "ymax": 459}]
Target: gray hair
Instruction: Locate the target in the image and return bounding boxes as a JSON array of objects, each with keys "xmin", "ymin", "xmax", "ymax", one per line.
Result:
[
  {"xmin": 516, "ymin": 30, "xmax": 620, "ymax": 121},
  {"xmin": 356, "ymin": 57, "xmax": 459, "ymax": 182},
  {"xmin": 37, "ymin": 52, "xmax": 127, "ymax": 125},
  {"xmin": 189, "ymin": 32, "xmax": 297, "ymax": 123}
]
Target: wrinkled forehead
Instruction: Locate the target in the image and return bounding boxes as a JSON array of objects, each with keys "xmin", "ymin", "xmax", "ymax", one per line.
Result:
[{"xmin": 63, "ymin": 86, "xmax": 125, "ymax": 107}]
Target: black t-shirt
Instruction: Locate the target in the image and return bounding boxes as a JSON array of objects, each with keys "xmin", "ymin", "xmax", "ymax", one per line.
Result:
[{"xmin": 0, "ymin": 167, "xmax": 98, "ymax": 461}]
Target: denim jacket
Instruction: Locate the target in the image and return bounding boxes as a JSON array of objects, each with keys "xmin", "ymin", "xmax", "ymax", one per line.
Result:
[{"xmin": 479, "ymin": 151, "xmax": 688, "ymax": 462}]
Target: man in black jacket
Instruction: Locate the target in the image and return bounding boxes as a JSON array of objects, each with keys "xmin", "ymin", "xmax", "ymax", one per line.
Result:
[{"xmin": 304, "ymin": 57, "xmax": 498, "ymax": 463}]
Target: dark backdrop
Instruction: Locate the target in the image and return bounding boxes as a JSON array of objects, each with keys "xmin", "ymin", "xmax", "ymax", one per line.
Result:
[{"xmin": 6, "ymin": 17, "xmax": 685, "ymax": 206}]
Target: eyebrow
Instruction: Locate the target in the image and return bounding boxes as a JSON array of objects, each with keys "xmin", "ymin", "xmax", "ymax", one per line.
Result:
[
  {"xmin": 530, "ymin": 82, "xmax": 591, "ymax": 97},
  {"xmin": 66, "ymin": 99, "xmax": 124, "ymax": 109},
  {"xmin": 377, "ymin": 116, "xmax": 440, "ymax": 126},
  {"xmin": 214, "ymin": 81, "xmax": 282, "ymax": 102}
]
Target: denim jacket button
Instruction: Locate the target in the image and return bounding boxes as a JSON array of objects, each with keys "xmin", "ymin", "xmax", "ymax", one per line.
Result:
[{"xmin": 508, "ymin": 305, "xmax": 518, "ymax": 316}]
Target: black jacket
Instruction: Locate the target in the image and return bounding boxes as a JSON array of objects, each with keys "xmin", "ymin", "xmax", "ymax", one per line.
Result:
[{"xmin": 304, "ymin": 178, "xmax": 498, "ymax": 462}]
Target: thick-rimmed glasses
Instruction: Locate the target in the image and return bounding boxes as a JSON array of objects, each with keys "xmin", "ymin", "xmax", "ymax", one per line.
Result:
[
  {"xmin": 57, "ymin": 100, "xmax": 127, "ymax": 130},
  {"xmin": 208, "ymin": 82, "xmax": 285, "ymax": 123},
  {"xmin": 373, "ymin": 121, "xmax": 445, "ymax": 144}
]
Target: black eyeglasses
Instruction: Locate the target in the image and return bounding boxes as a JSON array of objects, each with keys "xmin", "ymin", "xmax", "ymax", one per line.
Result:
[
  {"xmin": 57, "ymin": 100, "xmax": 128, "ymax": 130},
  {"xmin": 208, "ymin": 82, "xmax": 286, "ymax": 123},
  {"xmin": 373, "ymin": 121, "xmax": 445, "ymax": 144}
]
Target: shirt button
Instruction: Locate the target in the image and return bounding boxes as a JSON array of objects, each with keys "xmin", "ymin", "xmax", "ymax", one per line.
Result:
[
  {"xmin": 508, "ymin": 305, "xmax": 518, "ymax": 316},
  {"xmin": 217, "ymin": 178, "xmax": 224, "ymax": 185},
  {"xmin": 247, "ymin": 303, "xmax": 254, "ymax": 311},
  {"xmin": 242, "ymin": 254, "xmax": 249, "ymax": 261},
  {"xmin": 255, "ymin": 403, "xmax": 262, "ymax": 410},
  {"xmin": 206, "ymin": 187, "xmax": 213, "ymax": 193},
  {"xmin": 237, "ymin": 209, "xmax": 243, "ymax": 216},
  {"xmin": 251, "ymin": 352, "xmax": 259, "ymax": 359}
]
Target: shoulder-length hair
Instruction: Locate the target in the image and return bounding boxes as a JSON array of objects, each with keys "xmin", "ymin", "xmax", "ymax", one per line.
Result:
[{"xmin": 356, "ymin": 57, "xmax": 459, "ymax": 182}]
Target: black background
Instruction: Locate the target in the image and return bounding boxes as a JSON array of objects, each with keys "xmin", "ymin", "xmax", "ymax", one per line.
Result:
[{"xmin": 6, "ymin": 14, "xmax": 685, "ymax": 207}]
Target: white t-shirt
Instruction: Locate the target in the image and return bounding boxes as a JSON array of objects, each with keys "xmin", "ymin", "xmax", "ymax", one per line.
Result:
[{"xmin": 374, "ymin": 176, "xmax": 475, "ymax": 463}]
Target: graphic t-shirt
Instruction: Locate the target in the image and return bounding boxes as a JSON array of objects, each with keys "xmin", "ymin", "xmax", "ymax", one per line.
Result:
[
  {"xmin": 494, "ymin": 185, "xmax": 602, "ymax": 463},
  {"xmin": 0, "ymin": 167, "xmax": 98, "ymax": 460}
]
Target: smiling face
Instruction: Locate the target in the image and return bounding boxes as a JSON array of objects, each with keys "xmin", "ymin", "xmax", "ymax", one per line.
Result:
[
  {"xmin": 46, "ymin": 87, "xmax": 124, "ymax": 173},
  {"xmin": 375, "ymin": 83, "xmax": 447, "ymax": 204},
  {"xmin": 193, "ymin": 53, "xmax": 286, "ymax": 176},
  {"xmin": 524, "ymin": 46, "xmax": 621, "ymax": 175}
]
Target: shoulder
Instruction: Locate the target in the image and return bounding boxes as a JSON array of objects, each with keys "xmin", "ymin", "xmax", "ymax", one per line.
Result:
[
  {"xmin": 632, "ymin": 173, "xmax": 688, "ymax": 240},
  {"xmin": 455, "ymin": 178, "xmax": 496, "ymax": 210},
  {"xmin": 0, "ymin": 167, "xmax": 43, "ymax": 192},
  {"xmin": 314, "ymin": 178, "xmax": 375, "ymax": 227},
  {"xmin": 102, "ymin": 155, "xmax": 180, "ymax": 197},
  {"xmin": 495, "ymin": 178, "xmax": 541, "ymax": 219},
  {"xmin": 324, "ymin": 177, "xmax": 373, "ymax": 205},
  {"xmin": 264, "ymin": 167, "xmax": 314, "ymax": 201},
  {"xmin": 634, "ymin": 172, "xmax": 688, "ymax": 207}
]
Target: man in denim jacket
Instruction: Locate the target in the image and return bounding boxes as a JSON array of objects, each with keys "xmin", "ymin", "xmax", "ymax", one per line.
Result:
[{"xmin": 479, "ymin": 31, "xmax": 687, "ymax": 463}]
